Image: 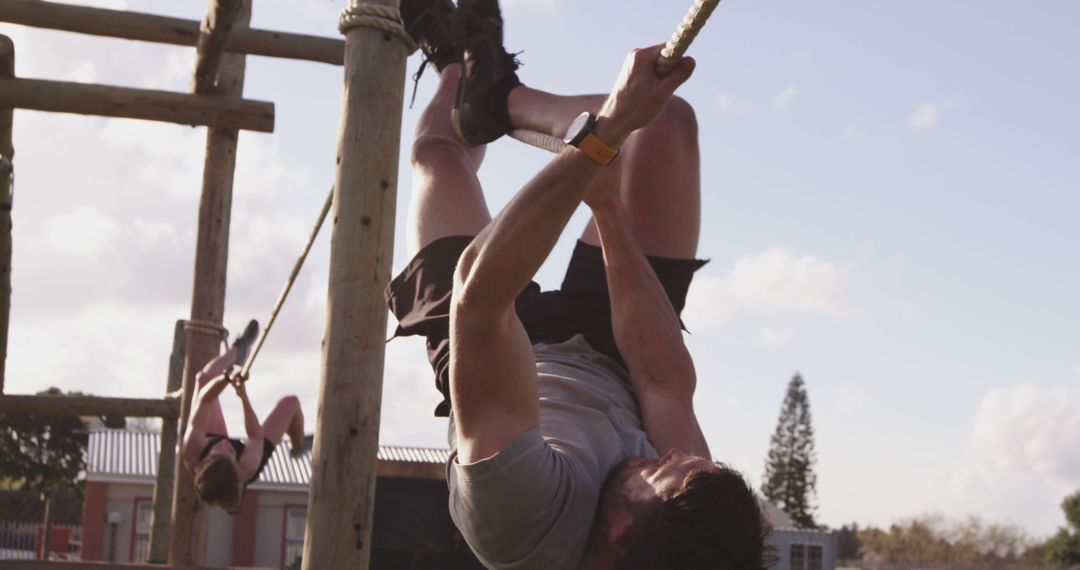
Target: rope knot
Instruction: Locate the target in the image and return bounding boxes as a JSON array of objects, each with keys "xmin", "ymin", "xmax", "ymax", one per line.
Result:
[
  {"xmin": 339, "ymin": 4, "xmax": 418, "ymax": 54},
  {"xmin": 184, "ymin": 319, "xmax": 230, "ymax": 345}
]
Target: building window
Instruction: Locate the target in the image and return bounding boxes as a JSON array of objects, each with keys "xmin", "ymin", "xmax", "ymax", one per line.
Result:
[
  {"xmin": 789, "ymin": 543, "xmax": 824, "ymax": 570},
  {"xmin": 131, "ymin": 499, "xmax": 153, "ymax": 563},
  {"xmin": 807, "ymin": 544, "xmax": 823, "ymax": 570},
  {"xmin": 282, "ymin": 506, "xmax": 306, "ymax": 570}
]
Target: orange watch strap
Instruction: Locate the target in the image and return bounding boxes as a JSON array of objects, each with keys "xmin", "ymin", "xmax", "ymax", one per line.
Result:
[{"xmin": 577, "ymin": 132, "xmax": 619, "ymax": 166}]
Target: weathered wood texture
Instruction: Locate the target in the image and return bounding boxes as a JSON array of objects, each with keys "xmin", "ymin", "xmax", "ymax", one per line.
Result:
[
  {"xmin": 192, "ymin": 0, "xmax": 242, "ymax": 94},
  {"xmin": 0, "ymin": 394, "xmax": 179, "ymax": 418},
  {"xmin": 302, "ymin": 1, "xmax": 408, "ymax": 568},
  {"xmin": 0, "ymin": 562, "xmax": 269, "ymax": 570},
  {"xmin": 0, "ymin": 77, "xmax": 273, "ymax": 132},
  {"xmin": 0, "ymin": 0, "xmax": 344, "ymax": 65},
  {"xmin": 168, "ymin": 1, "xmax": 252, "ymax": 565},
  {"xmin": 147, "ymin": 321, "xmax": 186, "ymax": 563},
  {"xmin": 378, "ymin": 460, "xmax": 445, "ymax": 481},
  {"xmin": 0, "ymin": 35, "xmax": 12, "ymax": 394}
]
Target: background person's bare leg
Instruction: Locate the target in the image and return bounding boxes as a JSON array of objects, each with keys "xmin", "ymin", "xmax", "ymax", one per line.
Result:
[
  {"xmin": 193, "ymin": 346, "xmax": 237, "ymax": 436},
  {"xmin": 407, "ymin": 64, "xmax": 493, "ymax": 255},
  {"xmin": 260, "ymin": 395, "xmax": 304, "ymax": 450}
]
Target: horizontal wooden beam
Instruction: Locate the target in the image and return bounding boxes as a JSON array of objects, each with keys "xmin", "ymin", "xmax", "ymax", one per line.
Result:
[
  {"xmin": 0, "ymin": 77, "xmax": 274, "ymax": 132},
  {"xmin": 0, "ymin": 561, "xmax": 269, "ymax": 570},
  {"xmin": 0, "ymin": 0, "xmax": 344, "ymax": 66},
  {"xmin": 0, "ymin": 394, "xmax": 180, "ymax": 419}
]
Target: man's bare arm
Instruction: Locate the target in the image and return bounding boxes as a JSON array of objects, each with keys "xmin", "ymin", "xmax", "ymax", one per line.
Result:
[
  {"xmin": 587, "ymin": 174, "xmax": 710, "ymax": 458},
  {"xmin": 451, "ymin": 46, "xmax": 696, "ymax": 463}
]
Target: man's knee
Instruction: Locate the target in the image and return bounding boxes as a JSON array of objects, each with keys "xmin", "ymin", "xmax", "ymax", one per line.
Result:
[
  {"xmin": 411, "ymin": 134, "xmax": 471, "ymax": 168},
  {"xmin": 642, "ymin": 96, "xmax": 699, "ymax": 146}
]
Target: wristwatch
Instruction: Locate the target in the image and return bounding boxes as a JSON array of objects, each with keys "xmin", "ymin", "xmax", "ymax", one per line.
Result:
[{"xmin": 564, "ymin": 112, "xmax": 619, "ymax": 166}]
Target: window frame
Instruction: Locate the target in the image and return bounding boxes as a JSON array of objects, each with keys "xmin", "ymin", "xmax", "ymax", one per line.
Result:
[
  {"xmin": 128, "ymin": 496, "xmax": 154, "ymax": 563},
  {"xmin": 280, "ymin": 504, "xmax": 307, "ymax": 570}
]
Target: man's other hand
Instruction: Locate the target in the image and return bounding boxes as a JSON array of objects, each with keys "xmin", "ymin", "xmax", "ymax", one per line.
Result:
[{"xmin": 596, "ymin": 44, "xmax": 696, "ymax": 146}]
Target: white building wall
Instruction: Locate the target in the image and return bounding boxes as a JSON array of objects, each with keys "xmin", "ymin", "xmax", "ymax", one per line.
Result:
[
  {"xmin": 252, "ymin": 489, "xmax": 307, "ymax": 569},
  {"xmin": 206, "ymin": 507, "xmax": 235, "ymax": 567},
  {"xmin": 102, "ymin": 482, "xmax": 151, "ymax": 563}
]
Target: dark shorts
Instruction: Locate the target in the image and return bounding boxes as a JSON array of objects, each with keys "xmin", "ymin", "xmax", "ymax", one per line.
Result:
[{"xmin": 385, "ymin": 236, "xmax": 707, "ymax": 417}]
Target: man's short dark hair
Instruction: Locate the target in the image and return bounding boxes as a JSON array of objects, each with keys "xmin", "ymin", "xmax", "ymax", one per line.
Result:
[
  {"xmin": 195, "ymin": 454, "xmax": 241, "ymax": 510},
  {"xmin": 616, "ymin": 464, "xmax": 776, "ymax": 570}
]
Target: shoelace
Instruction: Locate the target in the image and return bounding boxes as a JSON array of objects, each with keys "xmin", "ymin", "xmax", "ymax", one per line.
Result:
[{"xmin": 409, "ymin": 55, "xmax": 434, "ymax": 109}]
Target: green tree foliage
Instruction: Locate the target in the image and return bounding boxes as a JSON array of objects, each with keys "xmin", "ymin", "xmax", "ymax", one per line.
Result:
[
  {"xmin": 762, "ymin": 373, "xmax": 818, "ymax": 528},
  {"xmin": 1037, "ymin": 490, "xmax": 1080, "ymax": 565},
  {"xmin": 857, "ymin": 514, "xmax": 1032, "ymax": 565},
  {"xmin": 0, "ymin": 387, "xmax": 88, "ymax": 497},
  {"xmin": 1064, "ymin": 490, "xmax": 1080, "ymax": 532},
  {"xmin": 835, "ymin": 523, "xmax": 860, "ymax": 560}
]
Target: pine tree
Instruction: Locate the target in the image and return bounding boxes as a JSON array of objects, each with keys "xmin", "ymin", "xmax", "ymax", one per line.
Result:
[{"xmin": 762, "ymin": 373, "xmax": 818, "ymax": 528}]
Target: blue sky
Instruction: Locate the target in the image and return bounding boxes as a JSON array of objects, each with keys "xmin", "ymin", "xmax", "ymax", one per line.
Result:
[{"xmin": 2, "ymin": 0, "xmax": 1078, "ymax": 537}]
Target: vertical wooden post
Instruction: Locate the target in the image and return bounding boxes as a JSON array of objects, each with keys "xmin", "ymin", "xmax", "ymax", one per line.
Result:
[
  {"xmin": 168, "ymin": 1, "xmax": 251, "ymax": 565},
  {"xmin": 301, "ymin": 1, "xmax": 407, "ymax": 568},
  {"xmin": 39, "ymin": 494, "xmax": 53, "ymax": 560},
  {"xmin": 0, "ymin": 34, "xmax": 14, "ymax": 394},
  {"xmin": 147, "ymin": 320, "xmax": 186, "ymax": 563}
]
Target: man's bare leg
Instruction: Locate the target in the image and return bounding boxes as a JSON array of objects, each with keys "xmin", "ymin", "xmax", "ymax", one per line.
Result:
[
  {"xmin": 507, "ymin": 86, "xmax": 701, "ymax": 259},
  {"xmin": 407, "ymin": 63, "xmax": 493, "ymax": 255}
]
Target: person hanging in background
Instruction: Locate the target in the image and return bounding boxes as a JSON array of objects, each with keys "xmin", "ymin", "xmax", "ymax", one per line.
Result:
[{"xmin": 180, "ymin": 320, "xmax": 306, "ymax": 513}]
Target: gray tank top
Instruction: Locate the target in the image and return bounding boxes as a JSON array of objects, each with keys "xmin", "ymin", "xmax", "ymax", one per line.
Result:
[{"xmin": 447, "ymin": 335, "xmax": 657, "ymax": 569}]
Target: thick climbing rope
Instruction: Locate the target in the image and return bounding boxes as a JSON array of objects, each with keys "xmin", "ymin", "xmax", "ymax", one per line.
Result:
[
  {"xmin": 510, "ymin": 0, "xmax": 722, "ymax": 153},
  {"xmin": 236, "ymin": 188, "xmax": 334, "ymax": 381},
  {"xmin": 184, "ymin": 320, "xmax": 230, "ymax": 349},
  {"xmin": 339, "ymin": 3, "xmax": 418, "ymax": 54}
]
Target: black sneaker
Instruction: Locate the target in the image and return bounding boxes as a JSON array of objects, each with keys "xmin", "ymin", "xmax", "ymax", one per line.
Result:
[
  {"xmin": 232, "ymin": 319, "xmax": 259, "ymax": 369},
  {"xmin": 451, "ymin": 0, "xmax": 522, "ymax": 146},
  {"xmin": 402, "ymin": 0, "xmax": 457, "ymax": 106}
]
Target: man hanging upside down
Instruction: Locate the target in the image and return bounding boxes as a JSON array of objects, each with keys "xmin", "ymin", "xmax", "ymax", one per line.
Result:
[
  {"xmin": 181, "ymin": 320, "xmax": 306, "ymax": 512},
  {"xmin": 387, "ymin": 0, "xmax": 773, "ymax": 567}
]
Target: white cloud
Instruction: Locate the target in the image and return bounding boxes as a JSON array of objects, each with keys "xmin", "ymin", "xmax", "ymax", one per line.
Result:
[
  {"xmin": 907, "ymin": 102, "xmax": 942, "ymax": 131},
  {"xmin": 68, "ymin": 60, "xmax": 99, "ymax": 84},
  {"xmin": 1071, "ymin": 364, "xmax": 1080, "ymax": 377},
  {"xmin": 912, "ymin": 385, "xmax": 1080, "ymax": 536},
  {"xmin": 773, "ymin": 85, "xmax": 798, "ymax": 110},
  {"xmin": 684, "ymin": 248, "xmax": 848, "ymax": 330},
  {"xmin": 843, "ymin": 124, "xmax": 857, "ymax": 139},
  {"xmin": 44, "ymin": 206, "xmax": 122, "ymax": 256},
  {"xmin": 759, "ymin": 326, "xmax": 796, "ymax": 347},
  {"xmin": 716, "ymin": 91, "xmax": 754, "ymax": 114}
]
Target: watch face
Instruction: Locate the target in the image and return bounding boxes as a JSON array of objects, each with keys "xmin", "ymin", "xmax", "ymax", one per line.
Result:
[{"xmin": 564, "ymin": 112, "xmax": 592, "ymax": 145}]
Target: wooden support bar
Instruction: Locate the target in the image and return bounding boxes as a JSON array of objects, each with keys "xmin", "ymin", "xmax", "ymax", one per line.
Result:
[
  {"xmin": 0, "ymin": 561, "xmax": 267, "ymax": 569},
  {"xmin": 301, "ymin": 0, "xmax": 408, "ymax": 568},
  {"xmin": 0, "ymin": 394, "xmax": 178, "ymax": 419},
  {"xmin": 0, "ymin": 77, "xmax": 274, "ymax": 132},
  {"xmin": 169, "ymin": 1, "xmax": 252, "ymax": 565},
  {"xmin": 147, "ymin": 321, "xmax": 186, "ymax": 563},
  {"xmin": 0, "ymin": 0, "xmax": 344, "ymax": 66},
  {"xmin": 0, "ymin": 35, "xmax": 12, "ymax": 395},
  {"xmin": 192, "ymin": 0, "xmax": 242, "ymax": 94},
  {"xmin": 0, "ymin": 394, "xmax": 180, "ymax": 418}
]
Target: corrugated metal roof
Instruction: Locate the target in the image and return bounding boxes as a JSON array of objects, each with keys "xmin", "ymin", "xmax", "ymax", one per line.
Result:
[{"xmin": 86, "ymin": 429, "xmax": 449, "ymax": 487}]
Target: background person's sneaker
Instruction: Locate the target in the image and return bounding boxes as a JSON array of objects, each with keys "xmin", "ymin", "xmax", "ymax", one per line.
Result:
[
  {"xmin": 450, "ymin": 0, "xmax": 522, "ymax": 145},
  {"xmin": 232, "ymin": 319, "xmax": 259, "ymax": 370}
]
